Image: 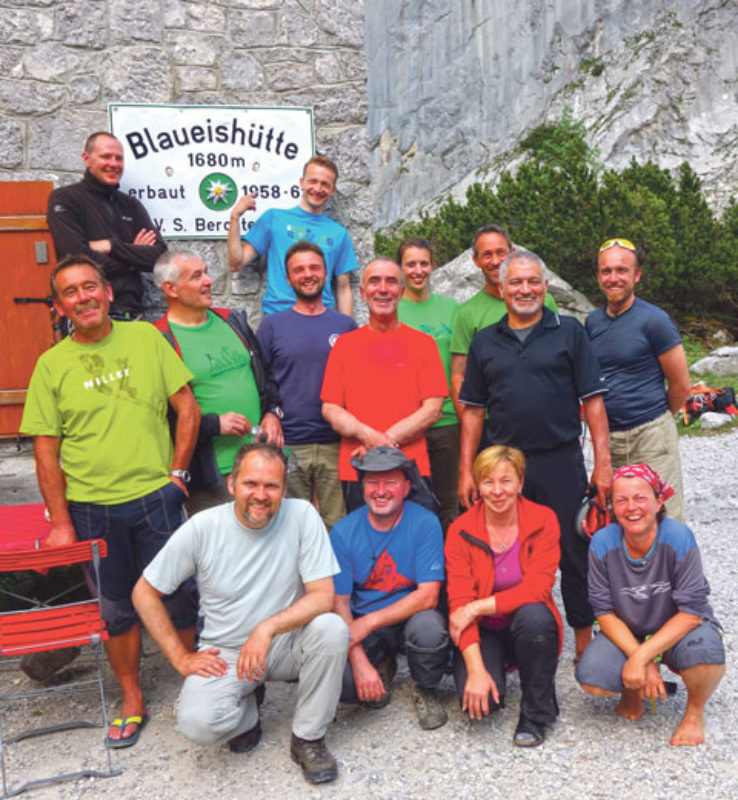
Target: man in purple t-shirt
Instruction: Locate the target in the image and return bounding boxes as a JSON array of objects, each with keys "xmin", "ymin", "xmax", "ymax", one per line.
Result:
[{"xmin": 257, "ymin": 242, "xmax": 356, "ymax": 530}]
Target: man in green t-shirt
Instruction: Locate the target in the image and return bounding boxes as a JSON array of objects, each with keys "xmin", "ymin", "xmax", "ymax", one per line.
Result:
[
  {"xmin": 153, "ymin": 251, "xmax": 283, "ymax": 514},
  {"xmin": 20, "ymin": 255, "xmax": 201, "ymax": 749},
  {"xmin": 450, "ymin": 225, "xmax": 558, "ymax": 414},
  {"xmin": 397, "ymin": 237, "xmax": 460, "ymax": 533}
]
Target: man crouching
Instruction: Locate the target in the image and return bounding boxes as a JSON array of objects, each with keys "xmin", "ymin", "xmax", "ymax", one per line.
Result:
[
  {"xmin": 331, "ymin": 446, "xmax": 449, "ymax": 729},
  {"xmin": 133, "ymin": 443, "xmax": 348, "ymax": 784}
]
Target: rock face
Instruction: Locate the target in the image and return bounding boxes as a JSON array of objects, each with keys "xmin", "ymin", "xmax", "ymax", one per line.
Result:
[
  {"xmin": 365, "ymin": 1, "xmax": 738, "ymax": 229},
  {"xmin": 2, "ymin": 1, "xmax": 737, "ymax": 322}
]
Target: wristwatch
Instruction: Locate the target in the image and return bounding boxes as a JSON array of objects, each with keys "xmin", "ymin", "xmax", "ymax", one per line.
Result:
[
  {"xmin": 170, "ymin": 469, "xmax": 191, "ymax": 484},
  {"xmin": 268, "ymin": 406, "xmax": 284, "ymax": 420}
]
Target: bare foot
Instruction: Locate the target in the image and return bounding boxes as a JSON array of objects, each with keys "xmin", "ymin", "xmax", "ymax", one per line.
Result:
[
  {"xmin": 615, "ymin": 689, "xmax": 644, "ymax": 721},
  {"xmin": 670, "ymin": 710, "xmax": 705, "ymax": 746}
]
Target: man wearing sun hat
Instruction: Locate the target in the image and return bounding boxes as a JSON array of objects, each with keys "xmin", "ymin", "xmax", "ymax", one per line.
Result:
[
  {"xmin": 331, "ymin": 446, "xmax": 449, "ymax": 730},
  {"xmin": 586, "ymin": 238, "xmax": 691, "ymax": 519}
]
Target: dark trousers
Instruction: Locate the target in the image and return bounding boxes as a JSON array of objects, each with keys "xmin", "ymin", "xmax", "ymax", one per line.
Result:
[
  {"xmin": 523, "ymin": 441, "xmax": 592, "ymax": 629},
  {"xmin": 453, "ymin": 604, "xmax": 559, "ymax": 725},
  {"xmin": 341, "ymin": 609, "xmax": 449, "ymax": 701},
  {"xmin": 427, "ymin": 424, "xmax": 461, "ymax": 535}
]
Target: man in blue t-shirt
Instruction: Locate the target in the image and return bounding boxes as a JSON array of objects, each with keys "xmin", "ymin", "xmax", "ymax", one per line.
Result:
[
  {"xmin": 257, "ymin": 242, "xmax": 357, "ymax": 530},
  {"xmin": 331, "ymin": 447, "xmax": 449, "ymax": 730},
  {"xmin": 586, "ymin": 238, "xmax": 691, "ymax": 519},
  {"xmin": 227, "ymin": 156, "xmax": 358, "ymax": 315}
]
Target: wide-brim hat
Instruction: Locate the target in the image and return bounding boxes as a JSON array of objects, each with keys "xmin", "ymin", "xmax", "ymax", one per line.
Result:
[{"xmin": 349, "ymin": 446, "xmax": 415, "ymax": 475}]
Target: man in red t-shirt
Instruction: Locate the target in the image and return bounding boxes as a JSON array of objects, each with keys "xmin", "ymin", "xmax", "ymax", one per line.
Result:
[{"xmin": 321, "ymin": 259, "xmax": 448, "ymax": 512}]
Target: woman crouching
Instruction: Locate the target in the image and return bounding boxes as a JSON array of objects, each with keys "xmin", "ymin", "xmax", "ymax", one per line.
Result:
[
  {"xmin": 445, "ymin": 446, "xmax": 562, "ymax": 747},
  {"xmin": 576, "ymin": 464, "xmax": 725, "ymax": 745}
]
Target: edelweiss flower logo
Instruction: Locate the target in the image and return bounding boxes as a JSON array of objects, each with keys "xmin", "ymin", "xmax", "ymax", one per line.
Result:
[{"xmin": 198, "ymin": 172, "xmax": 237, "ymax": 211}]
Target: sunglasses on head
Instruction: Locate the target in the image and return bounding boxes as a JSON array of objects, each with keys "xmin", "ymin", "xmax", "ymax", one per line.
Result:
[{"xmin": 598, "ymin": 238, "xmax": 637, "ymax": 254}]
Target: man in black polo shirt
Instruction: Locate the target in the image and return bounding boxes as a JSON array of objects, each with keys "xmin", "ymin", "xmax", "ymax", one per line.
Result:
[{"xmin": 458, "ymin": 250, "xmax": 612, "ymax": 661}]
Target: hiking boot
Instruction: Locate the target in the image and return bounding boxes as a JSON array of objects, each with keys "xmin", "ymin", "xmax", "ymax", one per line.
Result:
[
  {"xmin": 20, "ymin": 647, "xmax": 81, "ymax": 682},
  {"xmin": 411, "ymin": 683, "xmax": 447, "ymax": 730},
  {"xmin": 362, "ymin": 656, "xmax": 397, "ymax": 710},
  {"xmin": 228, "ymin": 720, "xmax": 261, "ymax": 753},
  {"xmin": 290, "ymin": 734, "xmax": 338, "ymax": 784}
]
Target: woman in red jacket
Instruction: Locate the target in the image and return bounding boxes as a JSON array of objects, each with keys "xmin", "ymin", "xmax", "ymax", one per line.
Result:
[{"xmin": 446, "ymin": 445, "xmax": 563, "ymax": 746}]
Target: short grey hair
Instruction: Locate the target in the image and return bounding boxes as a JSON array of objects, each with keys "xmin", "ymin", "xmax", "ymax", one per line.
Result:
[
  {"xmin": 153, "ymin": 250, "xmax": 202, "ymax": 291},
  {"xmin": 499, "ymin": 249, "xmax": 551, "ymax": 287},
  {"xmin": 361, "ymin": 258, "xmax": 405, "ymax": 287}
]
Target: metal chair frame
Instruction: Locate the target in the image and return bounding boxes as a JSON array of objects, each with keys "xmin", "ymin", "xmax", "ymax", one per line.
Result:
[{"xmin": 0, "ymin": 539, "xmax": 121, "ymax": 797}]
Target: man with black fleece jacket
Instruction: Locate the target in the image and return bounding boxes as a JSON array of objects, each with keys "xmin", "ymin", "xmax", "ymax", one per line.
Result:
[{"xmin": 47, "ymin": 131, "xmax": 166, "ymax": 319}]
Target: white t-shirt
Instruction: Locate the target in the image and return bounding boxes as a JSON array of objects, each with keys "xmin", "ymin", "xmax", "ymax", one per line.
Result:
[{"xmin": 144, "ymin": 498, "xmax": 339, "ymax": 650}]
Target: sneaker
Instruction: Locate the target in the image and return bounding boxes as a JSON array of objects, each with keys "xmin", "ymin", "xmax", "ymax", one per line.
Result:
[
  {"xmin": 513, "ymin": 714, "xmax": 545, "ymax": 747},
  {"xmin": 362, "ymin": 656, "xmax": 397, "ymax": 710},
  {"xmin": 290, "ymin": 734, "xmax": 338, "ymax": 784},
  {"xmin": 411, "ymin": 683, "xmax": 448, "ymax": 730},
  {"xmin": 228, "ymin": 720, "xmax": 261, "ymax": 753}
]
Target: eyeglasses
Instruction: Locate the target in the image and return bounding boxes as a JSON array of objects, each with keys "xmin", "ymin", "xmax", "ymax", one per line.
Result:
[{"xmin": 599, "ymin": 238, "xmax": 636, "ymax": 254}]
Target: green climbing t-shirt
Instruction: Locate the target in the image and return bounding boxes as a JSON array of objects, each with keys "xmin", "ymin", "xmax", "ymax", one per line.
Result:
[
  {"xmin": 21, "ymin": 321, "xmax": 193, "ymax": 504},
  {"xmin": 398, "ymin": 293, "xmax": 460, "ymax": 427},
  {"xmin": 170, "ymin": 312, "xmax": 262, "ymax": 474}
]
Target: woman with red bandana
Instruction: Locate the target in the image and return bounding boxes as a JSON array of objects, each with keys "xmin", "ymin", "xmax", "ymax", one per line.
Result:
[{"xmin": 576, "ymin": 464, "xmax": 725, "ymax": 746}]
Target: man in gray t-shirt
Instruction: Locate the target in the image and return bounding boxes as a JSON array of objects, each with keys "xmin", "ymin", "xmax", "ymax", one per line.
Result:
[{"xmin": 133, "ymin": 443, "xmax": 349, "ymax": 785}]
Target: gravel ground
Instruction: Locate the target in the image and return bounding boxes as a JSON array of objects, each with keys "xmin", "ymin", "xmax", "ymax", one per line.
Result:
[{"xmin": 0, "ymin": 432, "xmax": 735, "ymax": 800}]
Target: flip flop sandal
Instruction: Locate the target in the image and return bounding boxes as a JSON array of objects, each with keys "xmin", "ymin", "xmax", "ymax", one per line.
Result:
[{"xmin": 106, "ymin": 713, "xmax": 149, "ymax": 749}]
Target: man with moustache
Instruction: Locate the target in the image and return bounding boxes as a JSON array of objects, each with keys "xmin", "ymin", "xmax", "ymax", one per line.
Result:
[
  {"xmin": 21, "ymin": 255, "xmax": 200, "ymax": 747},
  {"xmin": 458, "ymin": 250, "xmax": 612, "ymax": 661},
  {"xmin": 153, "ymin": 251, "xmax": 283, "ymax": 514},
  {"xmin": 133, "ymin": 443, "xmax": 349, "ymax": 784},
  {"xmin": 450, "ymin": 225, "xmax": 558, "ymax": 414},
  {"xmin": 47, "ymin": 131, "xmax": 166, "ymax": 320},
  {"xmin": 586, "ymin": 238, "xmax": 690, "ymax": 519},
  {"xmin": 257, "ymin": 242, "xmax": 356, "ymax": 530},
  {"xmin": 321, "ymin": 259, "xmax": 448, "ymax": 513},
  {"xmin": 228, "ymin": 156, "xmax": 358, "ymax": 315}
]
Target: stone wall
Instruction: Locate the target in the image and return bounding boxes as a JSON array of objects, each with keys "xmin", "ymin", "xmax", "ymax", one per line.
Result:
[
  {"xmin": 366, "ymin": 0, "xmax": 738, "ymax": 229},
  {"xmin": 0, "ymin": 0, "xmax": 371, "ymax": 323}
]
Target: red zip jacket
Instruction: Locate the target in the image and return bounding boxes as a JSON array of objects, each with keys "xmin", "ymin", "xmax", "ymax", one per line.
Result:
[{"xmin": 445, "ymin": 496, "xmax": 564, "ymax": 653}]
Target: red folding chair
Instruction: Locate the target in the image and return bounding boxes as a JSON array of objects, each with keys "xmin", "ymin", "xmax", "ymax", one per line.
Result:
[{"xmin": 0, "ymin": 538, "xmax": 121, "ymax": 797}]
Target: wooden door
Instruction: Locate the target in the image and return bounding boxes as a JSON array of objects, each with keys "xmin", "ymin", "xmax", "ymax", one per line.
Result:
[{"xmin": 0, "ymin": 181, "xmax": 58, "ymax": 438}]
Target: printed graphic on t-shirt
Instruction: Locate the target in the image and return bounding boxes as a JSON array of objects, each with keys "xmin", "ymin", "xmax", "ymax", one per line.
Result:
[
  {"xmin": 204, "ymin": 346, "xmax": 249, "ymax": 379},
  {"xmin": 363, "ymin": 551, "xmax": 414, "ymax": 593},
  {"xmin": 286, "ymin": 223, "xmax": 335, "ymax": 250},
  {"xmin": 80, "ymin": 353, "xmax": 136, "ymax": 399}
]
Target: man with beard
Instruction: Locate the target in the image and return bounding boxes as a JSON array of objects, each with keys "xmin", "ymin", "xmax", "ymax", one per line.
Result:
[
  {"xmin": 458, "ymin": 250, "xmax": 612, "ymax": 661},
  {"xmin": 228, "ymin": 156, "xmax": 357, "ymax": 315},
  {"xmin": 153, "ymin": 251, "xmax": 283, "ymax": 514},
  {"xmin": 47, "ymin": 132, "xmax": 166, "ymax": 320},
  {"xmin": 133, "ymin": 443, "xmax": 349, "ymax": 784},
  {"xmin": 257, "ymin": 242, "xmax": 356, "ymax": 531}
]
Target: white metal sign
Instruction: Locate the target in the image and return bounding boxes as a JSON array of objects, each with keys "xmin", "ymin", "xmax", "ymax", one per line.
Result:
[{"xmin": 109, "ymin": 104, "xmax": 314, "ymax": 239}]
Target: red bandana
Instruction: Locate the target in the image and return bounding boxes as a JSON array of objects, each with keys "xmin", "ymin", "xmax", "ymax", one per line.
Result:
[{"xmin": 611, "ymin": 463, "xmax": 675, "ymax": 501}]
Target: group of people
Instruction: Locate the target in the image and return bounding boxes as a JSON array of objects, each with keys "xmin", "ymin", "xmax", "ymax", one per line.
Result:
[{"xmin": 18, "ymin": 132, "xmax": 725, "ymax": 785}]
